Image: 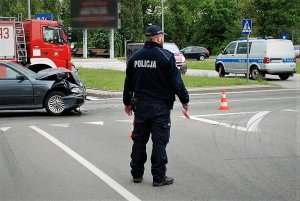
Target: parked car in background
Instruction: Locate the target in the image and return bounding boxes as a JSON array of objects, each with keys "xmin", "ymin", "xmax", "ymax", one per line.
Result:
[
  {"xmin": 180, "ymin": 46, "xmax": 210, "ymax": 61},
  {"xmin": 163, "ymin": 42, "xmax": 187, "ymax": 74},
  {"xmin": 294, "ymin": 45, "xmax": 300, "ymax": 58},
  {"xmin": 0, "ymin": 61, "xmax": 86, "ymax": 115},
  {"xmin": 126, "ymin": 42, "xmax": 187, "ymax": 74}
]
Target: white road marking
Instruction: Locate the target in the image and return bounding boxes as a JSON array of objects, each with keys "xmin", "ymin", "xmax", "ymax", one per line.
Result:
[
  {"xmin": 189, "ymin": 116, "xmax": 247, "ymax": 131},
  {"xmin": 186, "ymin": 111, "xmax": 270, "ymax": 132},
  {"xmin": 189, "ymin": 88, "xmax": 298, "ymax": 96},
  {"xmin": 86, "ymin": 96, "xmax": 101, "ymax": 101},
  {"xmin": 282, "ymin": 109, "xmax": 297, "ymax": 112},
  {"xmin": 0, "ymin": 127, "xmax": 11, "ymax": 132},
  {"xmin": 188, "ymin": 96, "xmax": 297, "ymax": 105},
  {"xmin": 246, "ymin": 111, "xmax": 270, "ymax": 132},
  {"xmin": 84, "ymin": 121, "xmax": 104, "ymax": 125},
  {"xmin": 116, "ymin": 120, "xmax": 133, "ymax": 123},
  {"xmin": 192, "ymin": 111, "xmax": 257, "ymax": 117},
  {"xmin": 29, "ymin": 126, "xmax": 141, "ymax": 201},
  {"xmin": 49, "ymin": 123, "xmax": 70, "ymax": 128}
]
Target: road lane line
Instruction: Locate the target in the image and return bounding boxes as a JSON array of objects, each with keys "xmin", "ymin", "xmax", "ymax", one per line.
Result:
[
  {"xmin": 29, "ymin": 126, "xmax": 141, "ymax": 201},
  {"xmin": 282, "ymin": 109, "xmax": 297, "ymax": 112},
  {"xmin": 186, "ymin": 96, "xmax": 297, "ymax": 105},
  {"xmin": 246, "ymin": 111, "xmax": 270, "ymax": 132},
  {"xmin": 189, "ymin": 116, "xmax": 247, "ymax": 132},
  {"xmin": 187, "ymin": 111, "xmax": 270, "ymax": 132},
  {"xmin": 189, "ymin": 88, "xmax": 299, "ymax": 96},
  {"xmin": 193, "ymin": 111, "xmax": 256, "ymax": 117}
]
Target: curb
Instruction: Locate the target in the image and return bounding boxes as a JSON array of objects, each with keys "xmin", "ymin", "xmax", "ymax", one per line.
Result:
[{"xmin": 86, "ymin": 85, "xmax": 281, "ymax": 99}]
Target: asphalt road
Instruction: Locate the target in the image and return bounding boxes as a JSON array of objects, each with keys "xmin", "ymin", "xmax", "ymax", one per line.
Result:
[{"xmin": 1, "ymin": 88, "xmax": 299, "ymax": 201}]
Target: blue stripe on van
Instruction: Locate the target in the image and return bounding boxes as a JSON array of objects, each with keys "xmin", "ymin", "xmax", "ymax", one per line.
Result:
[{"xmin": 216, "ymin": 58, "xmax": 295, "ymax": 63}]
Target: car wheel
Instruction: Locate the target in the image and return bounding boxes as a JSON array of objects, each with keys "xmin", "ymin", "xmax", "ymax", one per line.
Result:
[
  {"xmin": 279, "ymin": 74, "xmax": 290, "ymax": 80},
  {"xmin": 199, "ymin": 55, "xmax": 205, "ymax": 61},
  {"xmin": 218, "ymin": 65, "xmax": 225, "ymax": 77},
  {"xmin": 45, "ymin": 91, "xmax": 66, "ymax": 115},
  {"xmin": 250, "ymin": 67, "xmax": 261, "ymax": 80}
]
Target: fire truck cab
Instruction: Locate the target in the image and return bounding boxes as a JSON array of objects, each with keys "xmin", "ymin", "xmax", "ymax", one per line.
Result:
[{"xmin": 0, "ymin": 17, "xmax": 72, "ymax": 72}]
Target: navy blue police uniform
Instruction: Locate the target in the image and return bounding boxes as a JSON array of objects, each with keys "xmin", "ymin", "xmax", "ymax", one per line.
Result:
[{"xmin": 123, "ymin": 26, "xmax": 189, "ymax": 185}]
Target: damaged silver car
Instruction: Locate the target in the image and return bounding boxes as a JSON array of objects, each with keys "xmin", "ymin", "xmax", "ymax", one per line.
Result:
[{"xmin": 0, "ymin": 61, "xmax": 86, "ymax": 115}]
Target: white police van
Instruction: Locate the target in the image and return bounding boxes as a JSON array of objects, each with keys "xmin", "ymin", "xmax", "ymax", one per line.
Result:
[{"xmin": 215, "ymin": 38, "xmax": 296, "ymax": 80}]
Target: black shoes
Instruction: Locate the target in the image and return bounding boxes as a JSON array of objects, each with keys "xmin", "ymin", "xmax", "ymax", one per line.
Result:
[
  {"xmin": 153, "ymin": 176, "xmax": 174, "ymax": 187},
  {"xmin": 133, "ymin": 177, "xmax": 143, "ymax": 183}
]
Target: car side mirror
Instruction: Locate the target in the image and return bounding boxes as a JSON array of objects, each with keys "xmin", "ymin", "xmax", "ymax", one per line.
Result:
[
  {"xmin": 16, "ymin": 74, "xmax": 26, "ymax": 80},
  {"xmin": 221, "ymin": 50, "xmax": 227, "ymax": 54},
  {"xmin": 180, "ymin": 50, "xmax": 185, "ymax": 53}
]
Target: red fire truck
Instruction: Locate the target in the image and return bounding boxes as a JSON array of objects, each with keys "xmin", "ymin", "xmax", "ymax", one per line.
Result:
[{"xmin": 0, "ymin": 17, "xmax": 73, "ymax": 72}]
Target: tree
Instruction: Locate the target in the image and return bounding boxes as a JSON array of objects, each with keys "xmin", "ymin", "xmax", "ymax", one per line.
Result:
[
  {"xmin": 120, "ymin": 0, "xmax": 144, "ymax": 42},
  {"xmin": 239, "ymin": 0, "xmax": 300, "ymax": 42},
  {"xmin": 190, "ymin": 0, "xmax": 240, "ymax": 54}
]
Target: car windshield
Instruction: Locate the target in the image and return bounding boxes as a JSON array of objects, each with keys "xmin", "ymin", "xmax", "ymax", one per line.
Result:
[
  {"xmin": 163, "ymin": 43, "xmax": 180, "ymax": 54},
  {"xmin": 7, "ymin": 62, "xmax": 37, "ymax": 78}
]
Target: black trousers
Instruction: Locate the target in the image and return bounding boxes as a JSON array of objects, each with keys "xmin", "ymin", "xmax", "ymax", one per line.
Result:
[{"xmin": 130, "ymin": 101, "xmax": 171, "ymax": 182}]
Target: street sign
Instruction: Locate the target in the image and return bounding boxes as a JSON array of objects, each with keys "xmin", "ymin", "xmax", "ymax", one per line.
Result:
[
  {"xmin": 242, "ymin": 19, "xmax": 252, "ymax": 35},
  {"xmin": 36, "ymin": 13, "xmax": 54, "ymax": 20},
  {"xmin": 71, "ymin": 0, "xmax": 118, "ymax": 29}
]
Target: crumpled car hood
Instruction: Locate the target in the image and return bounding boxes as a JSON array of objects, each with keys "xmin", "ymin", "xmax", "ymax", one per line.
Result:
[{"xmin": 35, "ymin": 68, "xmax": 71, "ymax": 80}]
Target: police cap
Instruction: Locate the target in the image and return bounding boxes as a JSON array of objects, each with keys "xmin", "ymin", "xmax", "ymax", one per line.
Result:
[{"xmin": 145, "ymin": 25, "xmax": 164, "ymax": 36}]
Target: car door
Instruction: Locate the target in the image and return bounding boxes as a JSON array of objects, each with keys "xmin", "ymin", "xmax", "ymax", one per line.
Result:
[
  {"xmin": 0, "ymin": 64, "xmax": 33, "ymax": 107},
  {"xmin": 192, "ymin": 47, "xmax": 202, "ymax": 59},
  {"xmin": 235, "ymin": 42, "xmax": 251, "ymax": 73},
  {"xmin": 182, "ymin": 47, "xmax": 192, "ymax": 59},
  {"xmin": 41, "ymin": 26, "xmax": 70, "ymax": 68},
  {"xmin": 220, "ymin": 42, "xmax": 237, "ymax": 73}
]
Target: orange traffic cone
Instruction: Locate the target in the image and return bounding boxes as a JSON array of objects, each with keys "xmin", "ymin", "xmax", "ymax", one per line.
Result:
[{"xmin": 218, "ymin": 89, "xmax": 230, "ymax": 110}]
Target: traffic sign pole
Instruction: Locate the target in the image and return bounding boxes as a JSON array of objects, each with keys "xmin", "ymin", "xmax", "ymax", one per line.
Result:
[
  {"xmin": 246, "ymin": 34, "xmax": 249, "ymax": 83},
  {"xmin": 242, "ymin": 19, "xmax": 252, "ymax": 84}
]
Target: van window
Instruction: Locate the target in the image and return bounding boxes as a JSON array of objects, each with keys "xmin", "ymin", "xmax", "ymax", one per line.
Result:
[
  {"xmin": 224, "ymin": 42, "xmax": 237, "ymax": 54},
  {"xmin": 236, "ymin": 42, "xmax": 252, "ymax": 54}
]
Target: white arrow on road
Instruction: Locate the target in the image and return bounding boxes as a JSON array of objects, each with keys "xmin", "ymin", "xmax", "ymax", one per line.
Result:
[
  {"xmin": 186, "ymin": 111, "xmax": 270, "ymax": 132},
  {"xmin": 0, "ymin": 127, "xmax": 11, "ymax": 132}
]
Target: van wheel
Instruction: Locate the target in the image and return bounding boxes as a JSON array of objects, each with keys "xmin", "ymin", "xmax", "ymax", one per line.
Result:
[
  {"xmin": 250, "ymin": 67, "xmax": 261, "ymax": 80},
  {"xmin": 279, "ymin": 74, "xmax": 290, "ymax": 80},
  {"xmin": 199, "ymin": 55, "xmax": 205, "ymax": 61},
  {"xmin": 45, "ymin": 91, "xmax": 66, "ymax": 115},
  {"xmin": 218, "ymin": 65, "xmax": 225, "ymax": 77}
]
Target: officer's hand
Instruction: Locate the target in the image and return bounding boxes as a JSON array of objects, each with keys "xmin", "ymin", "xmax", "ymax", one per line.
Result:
[
  {"xmin": 125, "ymin": 105, "xmax": 133, "ymax": 116},
  {"xmin": 182, "ymin": 103, "xmax": 189, "ymax": 111}
]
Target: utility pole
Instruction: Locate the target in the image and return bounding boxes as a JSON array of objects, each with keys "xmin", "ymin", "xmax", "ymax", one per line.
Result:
[
  {"xmin": 27, "ymin": 0, "xmax": 31, "ymax": 19},
  {"xmin": 110, "ymin": 29, "xmax": 114, "ymax": 59},
  {"xmin": 161, "ymin": 0, "xmax": 164, "ymax": 33}
]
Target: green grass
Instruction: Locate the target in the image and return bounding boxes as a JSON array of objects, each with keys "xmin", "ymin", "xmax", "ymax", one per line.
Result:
[
  {"xmin": 182, "ymin": 75, "xmax": 269, "ymax": 87},
  {"xmin": 187, "ymin": 60, "xmax": 215, "ymax": 70},
  {"xmin": 78, "ymin": 68, "xmax": 271, "ymax": 91},
  {"xmin": 78, "ymin": 68, "xmax": 126, "ymax": 91},
  {"xmin": 188, "ymin": 59, "xmax": 300, "ymax": 74}
]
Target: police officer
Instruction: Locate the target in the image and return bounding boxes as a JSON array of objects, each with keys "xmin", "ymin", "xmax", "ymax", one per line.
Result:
[{"xmin": 123, "ymin": 25, "xmax": 189, "ymax": 187}]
